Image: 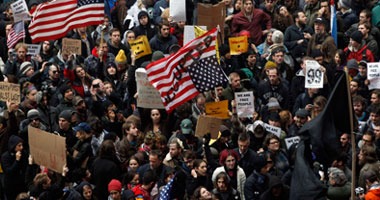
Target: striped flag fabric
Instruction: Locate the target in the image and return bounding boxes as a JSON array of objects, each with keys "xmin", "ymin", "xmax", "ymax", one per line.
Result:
[
  {"xmin": 28, "ymin": 0, "xmax": 104, "ymax": 43},
  {"xmin": 146, "ymin": 28, "xmax": 227, "ymax": 113},
  {"xmin": 159, "ymin": 175, "xmax": 175, "ymax": 200},
  {"xmin": 331, "ymin": 0, "xmax": 338, "ymax": 46},
  {"xmin": 7, "ymin": 21, "xmax": 25, "ymax": 48}
]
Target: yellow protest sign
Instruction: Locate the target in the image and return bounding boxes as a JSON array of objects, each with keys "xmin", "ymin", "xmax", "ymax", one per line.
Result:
[
  {"xmin": 229, "ymin": 35, "xmax": 248, "ymax": 55},
  {"xmin": 194, "ymin": 26, "xmax": 220, "ymax": 64},
  {"xmin": 128, "ymin": 35, "xmax": 152, "ymax": 59},
  {"xmin": 205, "ymin": 100, "xmax": 229, "ymax": 119}
]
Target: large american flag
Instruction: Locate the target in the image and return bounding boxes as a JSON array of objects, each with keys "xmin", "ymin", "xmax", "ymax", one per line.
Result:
[
  {"xmin": 7, "ymin": 21, "xmax": 25, "ymax": 48},
  {"xmin": 146, "ymin": 28, "xmax": 227, "ymax": 113},
  {"xmin": 28, "ymin": 0, "xmax": 104, "ymax": 43},
  {"xmin": 158, "ymin": 175, "xmax": 175, "ymax": 200}
]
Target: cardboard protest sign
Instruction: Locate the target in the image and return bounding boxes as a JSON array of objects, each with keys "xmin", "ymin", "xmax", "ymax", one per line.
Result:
[
  {"xmin": 128, "ymin": 36, "xmax": 152, "ymax": 59},
  {"xmin": 62, "ymin": 38, "xmax": 81, "ymax": 55},
  {"xmin": 184, "ymin": 25, "xmax": 207, "ymax": 45},
  {"xmin": 28, "ymin": 127, "xmax": 66, "ymax": 174},
  {"xmin": 235, "ymin": 91, "xmax": 254, "ymax": 118},
  {"xmin": 197, "ymin": 2, "xmax": 225, "ymax": 40},
  {"xmin": 367, "ymin": 62, "xmax": 380, "ymax": 90},
  {"xmin": 305, "ymin": 60, "xmax": 323, "ymax": 88},
  {"xmin": 0, "ymin": 82, "xmax": 20, "ymax": 104},
  {"xmin": 205, "ymin": 100, "xmax": 229, "ymax": 119},
  {"xmin": 229, "ymin": 35, "xmax": 248, "ymax": 55},
  {"xmin": 11, "ymin": 0, "xmax": 29, "ymax": 22},
  {"xmin": 27, "ymin": 44, "xmax": 41, "ymax": 56},
  {"xmin": 284, "ymin": 136, "xmax": 300, "ymax": 150},
  {"xmin": 136, "ymin": 68, "xmax": 165, "ymax": 109},
  {"xmin": 170, "ymin": 0, "xmax": 186, "ymax": 22},
  {"xmin": 195, "ymin": 115, "xmax": 222, "ymax": 139},
  {"xmin": 264, "ymin": 123, "xmax": 281, "ymax": 138}
]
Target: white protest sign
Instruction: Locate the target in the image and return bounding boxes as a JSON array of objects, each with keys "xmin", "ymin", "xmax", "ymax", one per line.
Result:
[
  {"xmin": 27, "ymin": 44, "xmax": 41, "ymax": 56},
  {"xmin": 305, "ymin": 60, "xmax": 323, "ymax": 88},
  {"xmin": 264, "ymin": 123, "xmax": 281, "ymax": 138},
  {"xmin": 284, "ymin": 136, "xmax": 300, "ymax": 150},
  {"xmin": 367, "ymin": 62, "xmax": 380, "ymax": 90},
  {"xmin": 170, "ymin": 0, "xmax": 186, "ymax": 22},
  {"xmin": 11, "ymin": 0, "xmax": 29, "ymax": 22},
  {"xmin": 135, "ymin": 68, "xmax": 165, "ymax": 109},
  {"xmin": 235, "ymin": 91, "xmax": 254, "ymax": 118},
  {"xmin": 183, "ymin": 25, "xmax": 207, "ymax": 46}
]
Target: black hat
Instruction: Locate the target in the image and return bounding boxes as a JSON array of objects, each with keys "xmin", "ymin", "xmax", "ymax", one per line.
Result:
[
  {"xmin": 350, "ymin": 31, "xmax": 363, "ymax": 44},
  {"xmin": 314, "ymin": 17, "xmax": 326, "ymax": 25},
  {"xmin": 295, "ymin": 109, "xmax": 309, "ymax": 118},
  {"xmin": 268, "ymin": 112, "xmax": 281, "ymax": 122},
  {"xmin": 253, "ymin": 155, "xmax": 268, "ymax": 171}
]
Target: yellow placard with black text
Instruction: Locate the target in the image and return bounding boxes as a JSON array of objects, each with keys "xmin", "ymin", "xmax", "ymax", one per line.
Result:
[
  {"xmin": 128, "ymin": 36, "xmax": 152, "ymax": 59},
  {"xmin": 229, "ymin": 35, "xmax": 248, "ymax": 55},
  {"xmin": 205, "ymin": 100, "xmax": 229, "ymax": 119}
]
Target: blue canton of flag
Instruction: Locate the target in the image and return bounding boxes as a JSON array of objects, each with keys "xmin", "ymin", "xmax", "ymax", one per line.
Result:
[
  {"xmin": 187, "ymin": 55, "xmax": 228, "ymax": 92},
  {"xmin": 78, "ymin": 0, "xmax": 104, "ymax": 7},
  {"xmin": 331, "ymin": 0, "xmax": 338, "ymax": 46},
  {"xmin": 159, "ymin": 175, "xmax": 175, "ymax": 200}
]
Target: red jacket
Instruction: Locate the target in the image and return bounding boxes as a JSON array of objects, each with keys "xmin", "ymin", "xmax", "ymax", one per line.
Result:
[
  {"xmin": 231, "ymin": 9, "xmax": 271, "ymax": 45},
  {"xmin": 344, "ymin": 44, "xmax": 375, "ymax": 63},
  {"xmin": 63, "ymin": 68, "xmax": 85, "ymax": 97},
  {"xmin": 132, "ymin": 184, "xmax": 151, "ymax": 200},
  {"xmin": 365, "ymin": 184, "xmax": 380, "ymax": 200}
]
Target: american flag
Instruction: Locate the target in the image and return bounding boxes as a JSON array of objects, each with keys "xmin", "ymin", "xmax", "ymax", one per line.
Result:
[
  {"xmin": 7, "ymin": 21, "xmax": 25, "ymax": 49},
  {"xmin": 159, "ymin": 175, "xmax": 175, "ymax": 200},
  {"xmin": 28, "ymin": 0, "xmax": 104, "ymax": 43},
  {"xmin": 146, "ymin": 28, "xmax": 227, "ymax": 113}
]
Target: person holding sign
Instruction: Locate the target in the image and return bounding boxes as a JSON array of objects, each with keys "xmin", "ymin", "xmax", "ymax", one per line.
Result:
[{"xmin": 222, "ymin": 72, "xmax": 248, "ymax": 101}]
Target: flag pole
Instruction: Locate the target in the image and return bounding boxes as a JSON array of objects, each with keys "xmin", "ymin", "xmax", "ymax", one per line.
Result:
[{"xmin": 344, "ymin": 70, "xmax": 356, "ymax": 198}]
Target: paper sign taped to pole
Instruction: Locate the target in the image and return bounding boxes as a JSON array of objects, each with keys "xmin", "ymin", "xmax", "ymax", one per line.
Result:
[
  {"xmin": 62, "ymin": 38, "xmax": 82, "ymax": 55},
  {"xmin": 195, "ymin": 115, "xmax": 222, "ymax": 139},
  {"xmin": 264, "ymin": 123, "xmax": 281, "ymax": 138},
  {"xmin": 0, "ymin": 82, "xmax": 20, "ymax": 104},
  {"xmin": 170, "ymin": 0, "xmax": 186, "ymax": 22},
  {"xmin": 11, "ymin": 0, "xmax": 30, "ymax": 22},
  {"xmin": 235, "ymin": 91, "xmax": 254, "ymax": 118},
  {"xmin": 305, "ymin": 60, "xmax": 323, "ymax": 88},
  {"xmin": 205, "ymin": 100, "xmax": 229, "ymax": 119},
  {"xmin": 28, "ymin": 127, "xmax": 66, "ymax": 174},
  {"xmin": 128, "ymin": 36, "xmax": 152, "ymax": 59},
  {"xmin": 229, "ymin": 35, "xmax": 248, "ymax": 55},
  {"xmin": 136, "ymin": 68, "xmax": 165, "ymax": 109},
  {"xmin": 27, "ymin": 44, "xmax": 41, "ymax": 56},
  {"xmin": 367, "ymin": 62, "xmax": 380, "ymax": 90}
]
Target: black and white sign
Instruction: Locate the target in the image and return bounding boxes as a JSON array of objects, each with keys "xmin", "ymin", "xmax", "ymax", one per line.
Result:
[
  {"xmin": 11, "ymin": 0, "xmax": 29, "ymax": 22},
  {"xmin": 235, "ymin": 91, "xmax": 254, "ymax": 118},
  {"xmin": 284, "ymin": 136, "xmax": 300, "ymax": 150},
  {"xmin": 367, "ymin": 62, "xmax": 380, "ymax": 90},
  {"xmin": 305, "ymin": 60, "xmax": 323, "ymax": 88},
  {"xmin": 264, "ymin": 123, "xmax": 281, "ymax": 138},
  {"xmin": 27, "ymin": 44, "xmax": 41, "ymax": 56}
]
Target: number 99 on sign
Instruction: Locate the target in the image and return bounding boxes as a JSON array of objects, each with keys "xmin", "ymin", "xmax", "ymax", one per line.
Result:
[{"xmin": 307, "ymin": 68, "xmax": 322, "ymax": 84}]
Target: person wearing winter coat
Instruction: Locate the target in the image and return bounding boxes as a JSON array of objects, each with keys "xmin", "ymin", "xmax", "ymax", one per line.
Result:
[
  {"xmin": 260, "ymin": 176, "xmax": 290, "ymax": 200},
  {"xmin": 133, "ymin": 11, "xmax": 157, "ymax": 41},
  {"xmin": 244, "ymin": 155, "xmax": 270, "ymax": 200},
  {"xmin": 1, "ymin": 135, "xmax": 29, "ymax": 200},
  {"xmin": 212, "ymin": 149, "xmax": 246, "ymax": 200},
  {"xmin": 212, "ymin": 172, "xmax": 241, "ymax": 200},
  {"xmin": 149, "ymin": 20, "xmax": 178, "ymax": 54}
]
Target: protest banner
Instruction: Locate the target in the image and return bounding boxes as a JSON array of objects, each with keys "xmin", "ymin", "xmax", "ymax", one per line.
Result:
[
  {"xmin": 305, "ymin": 60, "xmax": 324, "ymax": 88},
  {"xmin": 205, "ymin": 100, "xmax": 229, "ymax": 119},
  {"xmin": 135, "ymin": 68, "xmax": 165, "ymax": 109},
  {"xmin": 184, "ymin": 25, "xmax": 207, "ymax": 45},
  {"xmin": 195, "ymin": 115, "xmax": 222, "ymax": 139},
  {"xmin": 62, "ymin": 38, "xmax": 81, "ymax": 55},
  {"xmin": 28, "ymin": 127, "xmax": 66, "ymax": 174},
  {"xmin": 284, "ymin": 136, "xmax": 300, "ymax": 150},
  {"xmin": 11, "ymin": 0, "xmax": 29, "ymax": 22},
  {"xmin": 229, "ymin": 35, "xmax": 248, "ymax": 55},
  {"xmin": 264, "ymin": 123, "xmax": 281, "ymax": 138},
  {"xmin": 197, "ymin": 2, "xmax": 225, "ymax": 40},
  {"xmin": 26, "ymin": 44, "xmax": 41, "ymax": 56},
  {"xmin": 0, "ymin": 82, "xmax": 20, "ymax": 104},
  {"xmin": 235, "ymin": 91, "xmax": 254, "ymax": 118},
  {"xmin": 367, "ymin": 62, "xmax": 380, "ymax": 90},
  {"xmin": 128, "ymin": 36, "xmax": 152, "ymax": 59},
  {"xmin": 170, "ymin": 0, "xmax": 186, "ymax": 22}
]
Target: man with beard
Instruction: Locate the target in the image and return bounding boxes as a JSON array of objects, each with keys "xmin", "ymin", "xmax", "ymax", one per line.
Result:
[
  {"xmin": 284, "ymin": 10, "xmax": 314, "ymax": 63},
  {"xmin": 358, "ymin": 145, "xmax": 380, "ymax": 188},
  {"xmin": 149, "ymin": 20, "xmax": 178, "ymax": 54},
  {"xmin": 258, "ymin": 67, "xmax": 289, "ymax": 109},
  {"xmin": 73, "ymin": 96, "xmax": 87, "ymax": 123},
  {"xmin": 306, "ymin": 17, "xmax": 336, "ymax": 57},
  {"xmin": 288, "ymin": 109, "xmax": 309, "ymax": 137}
]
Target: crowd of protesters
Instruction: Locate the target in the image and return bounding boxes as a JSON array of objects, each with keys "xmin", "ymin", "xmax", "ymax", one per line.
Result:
[{"xmin": 0, "ymin": 0, "xmax": 380, "ymax": 199}]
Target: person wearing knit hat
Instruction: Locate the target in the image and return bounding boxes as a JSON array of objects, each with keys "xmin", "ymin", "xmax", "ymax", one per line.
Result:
[
  {"xmin": 350, "ymin": 30, "xmax": 363, "ymax": 44},
  {"xmin": 19, "ymin": 61, "xmax": 34, "ymax": 76},
  {"xmin": 339, "ymin": 0, "xmax": 351, "ymax": 9},
  {"xmin": 264, "ymin": 61, "xmax": 277, "ymax": 70},
  {"xmin": 345, "ymin": 30, "xmax": 375, "ymax": 62},
  {"xmin": 27, "ymin": 109, "xmax": 40, "ymax": 121},
  {"xmin": 115, "ymin": 49, "xmax": 127, "ymax": 65},
  {"xmin": 267, "ymin": 97, "xmax": 281, "ymax": 111},
  {"xmin": 108, "ymin": 179, "xmax": 122, "ymax": 200},
  {"xmin": 151, "ymin": 50, "xmax": 165, "ymax": 62}
]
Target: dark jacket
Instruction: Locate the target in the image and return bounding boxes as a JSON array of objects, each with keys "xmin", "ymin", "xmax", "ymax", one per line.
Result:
[
  {"xmin": 258, "ymin": 80, "xmax": 289, "ymax": 109},
  {"xmin": 244, "ymin": 171, "xmax": 270, "ymax": 200},
  {"xmin": 67, "ymin": 137, "xmax": 93, "ymax": 171},
  {"xmin": 138, "ymin": 163, "xmax": 173, "ymax": 188},
  {"xmin": 337, "ymin": 10, "xmax": 358, "ymax": 32},
  {"xmin": 260, "ymin": 176, "xmax": 289, "ymax": 200},
  {"xmin": 234, "ymin": 148, "xmax": 258, "ymax": 177},
  {"xmin": 284, "ymin": 24, "xmax": 314, "ymax": 60},
  {"xmin": 1, "ymin": 135, "xmax": 29, "ymax": 200},
  {"xmin": 212, "ymin": 187, "xmax": 241, "ymax": 200},
  {"xmin": 186, "ymin": 172, "xmax": 213, "ymax": 195},
  {"xmin": 36, "ymin": 104, "xmax": 59, "ymax": 133},
  {"xmin": 91, "ymin": 156, "xmax": 122, "ymax": 200},
  {"xmin": 133, "ymin": 11, "xmax": 157, "ymax": 40},
  {"xmin": 149, "ymin": 34, "xmax": 178, "ymax": 54}
]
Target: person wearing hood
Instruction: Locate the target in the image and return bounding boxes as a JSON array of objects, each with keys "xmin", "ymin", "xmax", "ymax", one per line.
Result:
[
  {"xmin": 1, "ymin": 135, "xmax": 29, "ymax": 200},
  {"xmin": 244, "ymin": 155, "xmax": 270, "ymax": 200},
  {"xmin": 75, "ymin": 181, "xmax": 97, "ymax": 200},
  {"xmin": 84, "ymin": 38, "xmax": 116, "ymax": 79},
  {"xmin": 260, "ymin": 176, "xmax": 290, "ymax": 200},
  {"xmin": 35, "ymin": 91, "xmax": 59, "ymax": 132},
  {"xmin": 133, "ymin": 11, "xmax": 157, "ymax": 41},
  {"xmin": 149, "ymin": 19, "xmax": 178, "ymax": 54},
  {"xmin": 246, "ymin": 120, "xmax": 267, "ymax": 152}
]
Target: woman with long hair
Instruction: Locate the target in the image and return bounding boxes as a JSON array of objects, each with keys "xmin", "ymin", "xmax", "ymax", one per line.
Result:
[
  {"xmin": 64, "ymin": 64, "xmax": 92, "ymax": 97},
  {"xmin": 191, "ymin": 186, "xmax": 218, "ymax": 200},
  {"xmin": 212, "ymin": 172, "xmax": 241, "ymax": 200},
  {"xmin": 186, "ymin": 159, "xmax": 213, "ymax": 196}
]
